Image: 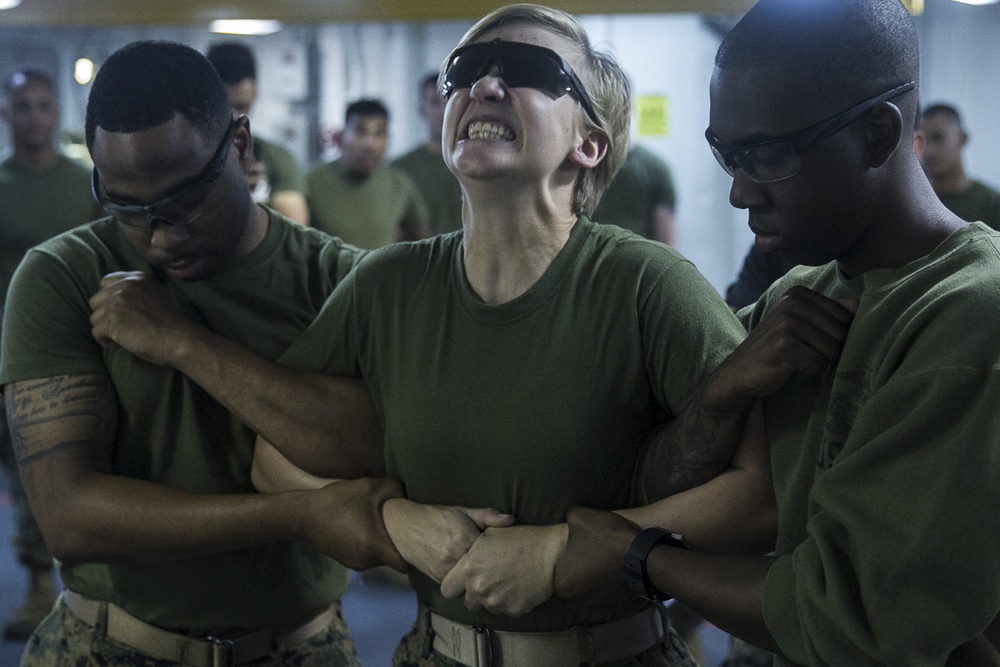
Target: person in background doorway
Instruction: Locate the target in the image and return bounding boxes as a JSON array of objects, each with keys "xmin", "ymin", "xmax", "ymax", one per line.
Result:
[
  {"xmin": 392, "ymin": 72, "xmax": 464, "ymax": 236},
  {"xmin": 0, "ymin": 67, "xmax": 101, "ymax": 641},
  {"xmin": 919, "ymin": 102, "xmax": 1000, "ymax": 230},
  {"xmin": 591, "ymin": 142, "xmax": 677, "ymax": 245},
  {"xmin": 206, "ymin": 42, "xmax": 311, "ymax": 226},
  {"xmin": 308, "ymin": 99, "xmax": 431, "ymax": 248}
]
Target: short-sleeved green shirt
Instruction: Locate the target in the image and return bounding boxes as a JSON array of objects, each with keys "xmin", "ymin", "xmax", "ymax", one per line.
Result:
[
  {"xmin": 391, "ymin": 145, "xmax": 463, "ymax": 235},
  {"xmin": 0, "ymin": 210, "xmax": 365, "ymax": 635},
  {"xmin": 591, "ymin": 145, "xmax": 676, "ymax": 240},
  {"xmin": 0, "ymin": 155, "xmax": 101, "ymax": 310},
  {"xmin": 256, "ymin": 137, "xmax": 307, "ymax": 195},
  {"xmin": 281, "ymin": 218, "xmax": 745, "ymax": 632},
  {"xmin": 937, "ymin": 180, "xmax": 1000, "ymax": 231},
  {"xmin": 307, "ymin": 159, "xmax": 429, "ymax": 249}
]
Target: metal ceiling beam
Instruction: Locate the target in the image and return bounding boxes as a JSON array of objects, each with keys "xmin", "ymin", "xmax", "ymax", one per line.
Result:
[{"xmin": 0, "ymin": 0, "xmax": 756, "ymax": 28}]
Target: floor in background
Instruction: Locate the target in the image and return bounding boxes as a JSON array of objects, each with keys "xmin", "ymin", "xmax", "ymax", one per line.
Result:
[{"xmin": 1, "ymin": 467, "xmax": 731, "ymax": 666}]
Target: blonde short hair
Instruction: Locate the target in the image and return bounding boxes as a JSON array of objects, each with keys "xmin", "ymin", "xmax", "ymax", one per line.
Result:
[{"xmin": 441, "ymin": 3, "xmax": 631, "ymax": 217}]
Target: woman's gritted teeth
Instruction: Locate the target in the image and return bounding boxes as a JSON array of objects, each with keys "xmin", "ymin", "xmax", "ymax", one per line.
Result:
[{"xmin": 466, "ymin": 120, "xmax": 516, "ymax": 141}]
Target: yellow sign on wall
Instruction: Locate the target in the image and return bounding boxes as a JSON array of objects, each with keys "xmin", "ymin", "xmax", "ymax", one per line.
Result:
[
  {"xmin": 900, "ymin": 0, "xmax": 924, "ymax": 15},
  {"xmin": 637, "ymin": 96, "xmax": 670, "ymax": 138}
]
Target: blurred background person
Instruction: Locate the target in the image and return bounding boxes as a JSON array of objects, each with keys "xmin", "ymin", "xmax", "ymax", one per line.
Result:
[
  {"xmin": 308, "ymin": 98, "xmax": 430, "ymax": 248},
  {"xmin": 919, "ymin": 102, "xmax": 1000, "ymax": 230},
  {"xmin": 206, "ymin": 42, "xmax": 311, "ymax": 226},
  {"xmin": 392, "ymin": 72, "xmax": 463, "ymax": 236},
  {"xmin": 0, "ymin": 67, "xmax": 100, "ymax": 641},
  {"xmin": 591, "ymin": 141, "xmax": 677, "ymax": 245}
]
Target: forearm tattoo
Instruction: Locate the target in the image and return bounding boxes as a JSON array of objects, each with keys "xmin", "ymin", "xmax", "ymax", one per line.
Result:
[{"xmin": 643, "ymin": 386, "xmax": 753, "ymax": 500}]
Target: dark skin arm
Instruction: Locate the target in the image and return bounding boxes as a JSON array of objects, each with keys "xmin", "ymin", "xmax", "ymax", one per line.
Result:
[
  {"xmin": 3, "ymin": 374, "xmax": 406, "ymax": 571},
  {"xmin": 555, "ymin": 287, "xmax": 857, "ymax": 644},
  {"xmin": 89, "ymin": 271, "xmax": 383, "ymax": 478},
  {"xmin": 642, "ymin": 285, "xmax": 857, "ymax": 501},
  {"xmin": 557, "ymin": 508, "xmax": 779, "ymax": 650}
]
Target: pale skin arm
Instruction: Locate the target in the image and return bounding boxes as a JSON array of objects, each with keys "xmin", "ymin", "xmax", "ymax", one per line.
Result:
[
  {"xmin": 438, "ymin": 403, "xmax": 772, "ymax": 617},
  {"xmin": 89, "ymin": 272, "xmax": 383, "ymax": 479},
  {"xmin": 550, "ymin": 288, "xmax": 859, "ymax": 646},
  {"xmin": 447, "ymin": 288, "xmax": 857, "ymax": 617},
  {"xmin": 642, "ymin": 285, "xmax": 858, "ymax": 503},
  {"xmin": 3, "ymin": 374, "xmax": 404, "ymax": 571},
  {"xmin": 269, "ymin": 190, "xmax": 311, "ymax": 226},
  {"xmin": 252, "ymin": 436, "xmax": 513, "ymax": 581}
]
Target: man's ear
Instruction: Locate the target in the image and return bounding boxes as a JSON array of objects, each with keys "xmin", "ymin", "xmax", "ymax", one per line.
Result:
[
  {"xmin": 865, "ymin": 103, "xmax": 903, "ymax": 168},
  {"xmin": 233, "ymin": 115, "xmax": 254, "ymax": 171},
  {"xmin": 568, "ymin": 130, "xmax": 608, "ymax": 170},
  {"xmin": 332, "ymin": 130, "xmax": 344, "ymax": 149}
]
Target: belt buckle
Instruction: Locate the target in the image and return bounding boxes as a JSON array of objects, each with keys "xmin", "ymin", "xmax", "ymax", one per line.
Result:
[
  {"xmin": 474, "ymin": 625, "xmax": 493, "ymax": 667},
  {"xmin": 207, "ymin": 636, "xmax": 235, "ymax": 667}
]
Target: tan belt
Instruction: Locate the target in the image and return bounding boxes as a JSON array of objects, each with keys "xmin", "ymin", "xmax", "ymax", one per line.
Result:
[
  {"xmin": 429, "ymin": 605, "xmax": 667, "ymax": 667},
  {"xmin": 61, "ymin": 589, "xmax": 337, "ymax": 667}
]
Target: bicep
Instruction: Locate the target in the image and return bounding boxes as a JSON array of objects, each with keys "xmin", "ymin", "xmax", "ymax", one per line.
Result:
[{"xmin": 4, "ymin": 373, "xmax": 117, "ymax": 514}]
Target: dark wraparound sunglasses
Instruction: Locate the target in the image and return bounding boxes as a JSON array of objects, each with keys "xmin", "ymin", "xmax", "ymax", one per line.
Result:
[
  {"xmin": 440, "ymin": 39, "xmax": 599, "ymax": 125},
  {"xmin": 92, "ymin": 119, "xmax": 237, "ymax": 229}
]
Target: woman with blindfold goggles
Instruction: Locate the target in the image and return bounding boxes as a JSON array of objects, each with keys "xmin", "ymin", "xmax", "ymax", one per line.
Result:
[{"xmin": 258, "ymin": 4, "xmax": 770, "ymax": 666}]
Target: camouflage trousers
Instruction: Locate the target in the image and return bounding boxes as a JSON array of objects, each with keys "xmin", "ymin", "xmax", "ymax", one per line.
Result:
[
  {"xmin": 0, "ymin": 404, "xmax": 52, "ymax": 569},
  {"xmin": 20, "ymin": 596, "xmax": 361, "ymax": 667},
  {"xmin": 392, "ymin": 605, "xmax": 698, "ymax": 667}
]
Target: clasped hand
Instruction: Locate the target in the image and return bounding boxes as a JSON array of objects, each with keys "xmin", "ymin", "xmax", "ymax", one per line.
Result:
[
  {"xmin": 89, "ymin": 271, "xmax": 192, "ymax": 366},
  {"xmin": 714, "ymin": 286, "xmax": 857, "ymax": 401},
  {"xmin": 384, "ymin": 500, "xmax": 567, "ymax": 616},
  {"xmin": 440, "ymin": 523, "xmax": 568, "ymax": 617}
]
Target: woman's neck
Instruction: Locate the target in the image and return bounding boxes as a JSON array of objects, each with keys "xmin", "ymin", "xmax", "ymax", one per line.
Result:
[{"xmin": 461, "ymin": 184, "xmax": 578, "ymax": 305}]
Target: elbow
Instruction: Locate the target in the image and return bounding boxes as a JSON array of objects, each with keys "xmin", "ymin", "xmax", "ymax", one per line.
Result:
[{"xmin": 38, "ymin": 510, "xmax": 94, "ymax": 566}]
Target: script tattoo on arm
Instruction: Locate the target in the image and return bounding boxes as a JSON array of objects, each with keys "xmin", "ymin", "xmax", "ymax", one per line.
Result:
[{"xmin": 5, "ymin": 374, "xmax": 118, "ymax": 509}]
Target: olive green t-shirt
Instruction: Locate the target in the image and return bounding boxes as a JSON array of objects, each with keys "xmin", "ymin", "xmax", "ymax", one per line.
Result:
[
  {"xmin": 591, "ymin": 145, "xmax": 676, "ymax": 240},
  {"xmin": 307, "ymin": 159, "xmax": 429, "ymax": 249},
  {"xmin": 937, "ymin": 180, "xmax": 1000, "ymax": 231},
  {"xmin": 282, "ymin": 218, "xmax": 745, "ymax": 632},
  {"xmin": 744, "ymin": 224, "xmax": 1000, "ymax": 665},
  {"xmin": 0, "ymin": 210, "xmax": 364, "ymax": 635},
  {"xmin": 391, "ymin": 145, "xmax": 463, "ymax": 235},
  {"xmin": 0, "ymin": 155, "xmax": 101, "ymax": 310},
  {"xmin": 256, "ymin": 137, "xmax": 307, "ymax": 195}
]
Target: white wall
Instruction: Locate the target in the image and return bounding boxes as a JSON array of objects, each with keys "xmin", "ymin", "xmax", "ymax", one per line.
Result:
[{"xmin": 2, "ymin": 1, "xmax": 998, "ymax": 294}]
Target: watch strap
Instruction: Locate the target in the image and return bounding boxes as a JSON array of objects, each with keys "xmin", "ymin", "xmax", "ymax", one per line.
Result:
[{"xmin": 622, "ymin": 527, "xmax": 688, "ymax": 602}]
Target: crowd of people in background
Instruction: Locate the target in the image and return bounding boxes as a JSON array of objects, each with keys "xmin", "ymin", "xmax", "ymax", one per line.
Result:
[{"xmin": 2, "ymin": 1, "xmax": 1000, "ymax": 666}]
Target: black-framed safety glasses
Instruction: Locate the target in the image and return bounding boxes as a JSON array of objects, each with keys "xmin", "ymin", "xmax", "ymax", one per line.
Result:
[
  {"xmin": 440, "ymin": 38, "xmax": 599, "ymax": 125},
  {"xmin": 706, "ymin": 81, "xmax": 916, "ymax": 184},
  {"xmin": 92, "ymin": 119, "xmax": 238, "ymax": 229}
]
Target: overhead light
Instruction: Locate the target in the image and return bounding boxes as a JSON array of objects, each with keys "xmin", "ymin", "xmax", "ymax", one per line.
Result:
[
  {"xmin": 952, "ymin": 0, "xmax": 1000, "ymax": 4},
  {"xmin": 210, "ymin": 19, "xmax": 283, "ymax": 35},
  {"xmin": 0, "ymin": 0, "xmax": 22, "ymax": 10},
  {"xmin": 75, "ymin": 59, "xmax": 95, "ymax": 85}
]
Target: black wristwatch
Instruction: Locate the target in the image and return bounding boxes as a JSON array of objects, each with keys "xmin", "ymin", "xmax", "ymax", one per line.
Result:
[{"xmin": 622, "ymin": 527, "xmax": 689, "ymax": 602}]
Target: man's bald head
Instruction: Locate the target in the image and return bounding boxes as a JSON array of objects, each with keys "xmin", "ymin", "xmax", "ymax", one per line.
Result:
[{"xmin": 716, "ymin": 0, "xmax": 920, "ymax": 131}]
